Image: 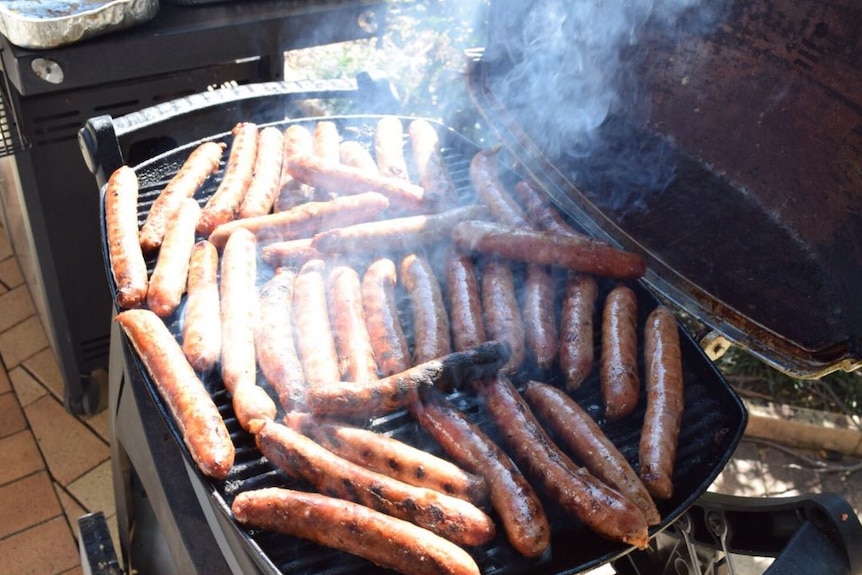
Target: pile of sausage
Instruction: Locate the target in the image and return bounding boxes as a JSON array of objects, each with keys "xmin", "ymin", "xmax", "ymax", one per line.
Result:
[{"xmin": 105, "ymin": 116, "xmax": 685, "ymax": 575}]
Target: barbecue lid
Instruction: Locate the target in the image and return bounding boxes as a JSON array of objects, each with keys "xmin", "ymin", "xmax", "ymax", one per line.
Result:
[{"xmin": 469, "ymin": 0, "xmax": 862, "ymax": 379}]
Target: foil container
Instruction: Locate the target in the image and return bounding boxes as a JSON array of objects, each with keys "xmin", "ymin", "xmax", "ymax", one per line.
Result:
[{"xmin": 0, "ymin": 0, "xmax": 159, "ymax": 50}]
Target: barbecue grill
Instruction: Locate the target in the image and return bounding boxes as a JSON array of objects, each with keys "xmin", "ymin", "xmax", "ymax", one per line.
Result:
[{"xmin": 73, "ymin": 0, "xmax": 862, "ymax": 574}]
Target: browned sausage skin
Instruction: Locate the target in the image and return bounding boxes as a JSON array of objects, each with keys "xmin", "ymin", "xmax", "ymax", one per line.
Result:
[
  {"xmin": 480, "ymin": 259, "xmax": 525, "ymax": 374},
  {"xmin": 601, "ymin": 283, "xmax": 640, "ymax": 421},
  {"xmin": 181, "ymin": 240, "xmax": 222, "ymax": 373},
  {"xmin": 639, "ymin": 305, "xmax": 685, "ymax": 500},
  {"xmin": 146, "ymin": 198, "xmax": 200, "ymax": 318},
  {"xmin": 473, "ymin": 373, "xmax": 650, "ymax": 549},
  {"xmin": 409, "ymin": 119, "xmax": 458, "ymax": 207},
  {"xmin": 410, "ymin": 388, "xmax": 551, "ymax": 558},
  {"xmin": 361, "ymin": 257, "xmax": 411, "ymax": 376},
  {"xmin": 401, "ymin": 253, "xmax": 451, "ymax": 364},
  {"xmin": 293, "ymin": 258, "xmax": 341, "ymax": 386},
  {"xmin": 559, "ymin": 271, "xmax": 598, "ymax": 390},
  {"xmin": 231, "ymin": 488, "xmax": 481, "ymax": 575},
  {"xmin": 327, "ymin": 263, "xmax": 379, "ymax": 383},
  {"xmin": 238, "ymin": 125, "xmax": 284, "ymax": 218},
  {"xmin": 524, "ymin": 381, "xmax": 661, "ymax": 525},
  {"xmin": 275, "ymin": 124, "xmax": 314, "ymax": 211},
  {"xmin": 105, "ymin": 165, "xmax": 148, "ymax": 309},
  {"xmin": 444, "ymin": 251, "xmax": 486, "ymax": 353}
]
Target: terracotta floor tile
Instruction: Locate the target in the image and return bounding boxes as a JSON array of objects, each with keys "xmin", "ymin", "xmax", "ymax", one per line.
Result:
[
  {"xmin": 0, "ymin": 471, "xmax": 62, "ymax": 539},
  {"xmin": 0, "ymin": 362, "xmax": 8, "ymax": 395},
  {"xmin": 0, "ymin": 233, "xmax": 12, "ymax": 262},
  {"xmin": 9, "ymin": 365, "xmax": 47, "ymax": 408},
  {"xmin": 24, "ymin": 395, "xmax": 109, "ymax": 487},
  {"xmin": 0, "ymin": 284, "xmax": 35, "ymax": 333},
  {"xmin": 55, "ymin": 483, "xmax": 88, "ymax": 540},
  {"xmin": 0, "ymin": 515, "xmax": 80, "ymax": 575},
  {"xmin": 0, "ymin": 256, "xmax": 24, "ymax": 289},
  {"xmin": 21, "ymin": 346, "xmax": 64, "ymax": 400},
  {"xmin": 60, "ymin": 567, "xmax": 85, "ymax": 575},
  {"xmin": 84, "ymin": 407, "xmax": 111, "ymax": 443},
  {"xmin": 0, "ymin": 430, "xmax": 44, "ymax": 486},
  {"xmin": 0, "ymin": 316, "xmax": 48, "ymax": 369},
  {"xmin": 67, "ymin": 460, "xmax": 115, "ymax": 518},
  {"xmin": 0, "ymin": 391, "xmax": 26, "ymax": 439}
]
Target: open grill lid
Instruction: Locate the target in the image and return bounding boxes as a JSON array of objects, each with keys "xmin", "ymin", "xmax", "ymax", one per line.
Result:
[{"xmin": 471, "ymin": 0, "xmax": 862, "ymax": 379}]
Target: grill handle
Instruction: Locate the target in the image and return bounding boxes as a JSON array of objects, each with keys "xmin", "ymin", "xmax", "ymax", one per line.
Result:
[{"xmin": 78, "ymin": 72, "xmax": 400, "ymax": 188}]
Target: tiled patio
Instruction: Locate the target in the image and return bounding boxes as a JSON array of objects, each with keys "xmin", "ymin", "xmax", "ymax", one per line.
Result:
[{"xmin": 0, "ymin": 212, "xmax": 859, "ymax": 574}]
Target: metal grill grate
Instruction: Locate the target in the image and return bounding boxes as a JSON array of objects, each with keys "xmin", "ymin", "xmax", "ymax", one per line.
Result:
[{"xmin": 0, "ymin": 75, "xmax": 26, "ymax": 157}]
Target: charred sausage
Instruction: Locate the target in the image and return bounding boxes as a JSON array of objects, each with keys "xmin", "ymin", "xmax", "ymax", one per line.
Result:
[
  {"xmin": 444, "ymin": 251, "xmax": 486, "ymax": 353},
  {"xmin": 116, "ymin": 309, "xmax": 234, "ymax": 480},
  {"xmin": 480, "ymin": 259, "xmax": 525, "ymax": 374},
  {"xmin": 401, "ymin": 253, "xmax": 451, "ymax": 365},
  {"xmin": 559, "ymin": 271, "xmax": 598, "ymax": 390},
  {"xmin": 521, "ymin": 263, "xmax": 559, "ymax": 370},
  {"xmin": 361, "ymin": 257, "xmax": 411, "ymax": 376},
  {"xmin": 601, "ymin": 284, "xmax": 640, "ymax": 421},
  {"xmin": 105, "ymin": 165, "xmax": 148, "ymax": 309},
  {"xmin": 639, "ymin": 305, "xmax": 685, "ymax": 500}
]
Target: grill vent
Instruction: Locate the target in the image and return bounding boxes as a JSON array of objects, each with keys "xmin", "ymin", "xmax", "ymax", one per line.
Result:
[{"xmin": 0, "ymin": 75, "xmax": 26, "ymax": 157}]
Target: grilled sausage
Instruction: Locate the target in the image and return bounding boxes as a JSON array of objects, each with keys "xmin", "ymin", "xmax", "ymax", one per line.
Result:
[
  {"xmin": 473, "ymin": 374, "xmax": 649, "ymax": 549},
  {"xmin": 181, "ymin": 240, "xmax": 222, "ymax": 373},
  {"xmin": 310, "ymin": 120, "xmax": 342, "ymax": 200},
  {"xmin": 409, "ymin": 119, "xmax": 457, "ymax": 207},
  {"xmin": 361, "ymin": 257, "xmax": 411, "ymax": 376},
  {"xmin": 207, "ymin": 191, "xmax": 390, "ymax": 249},
  {"xmin": 601, "ymin": 284, "xmax": 640, "ymax": 422},
  {"xmin": 293, "ymin": 258, "xmax": 341, "ymax": 386},
  {"xmin": 305, "ymin": 341, "xmax": 510, "ymax": 419},
  {"xmin": 283, "ymin": 412, "xmax": 488, "ymax": 505},
  {"xmin": 401, "ymin": 253, "xmax": 451, "ymax": 364},
  {"xmin": 255, "ymin": 420, "xmax": 496, "ymax": 547},
  {"xmin": 115, "ymin": 309, "xmax": 234, "ymax": 480},
  {"xmin": 469, "ymin": 148, "xmax": 529, "ymax": 228},
  {"xmin": 410, "ymin": 388, "xmax": 551, "ymax": 558},
  {"xmin": 452, "ymin": 220, "xmax": 646, "ymax": 279},
  {"xmin": 255, "ymin": 267, "xmax": 307, "ymax": 412},
  {"xmin": 139, "ymin": 140, "xmax": 225, "ymax": 253},
  {"xmin": 559, "ymin": 271, "xmax": 598, "ymax": 390},
  {"xmin": 639, "ymin": 305, "xmax": 685, "ymax": 500},
  {"xmin": 311, "ymin": 205, "xmax": 488, "ymax": 255},
  {"xmin": 521, "ymin": 263, "xmax": 559, "ymax": 370},
  {"xmin": 197, "ymin": 122, "xmax": 259, "ymax": 236},
  {"xmin": 444, "ymin": 252, "xmax": 486, "ymax": 353},
  {"xmin": 146, "ymin": 198, "xmax": 200, "ymax": 318},
  {"xmin": 238, "ymin": 126, "xmax": 284, "ymax": 219},
  {"xmin": 220, "ymin": 228, "xmax": 277, "ymax": 432},
  {"xmin": 231, "ymin": 488, "xmax": 481, "ymax": 575},
  {"xmin": 339, "ymin": 140, "xmax": 380, "ymax": 174},
  {"xmin": 105, "ymin": 165, "xmax": 148, "ymax": 309},
  {"xmin": 480, "ymin": 259, "xmax": 525, "ymax": 374},
  {"xmin": 511, "ymin": 180, "xmax": 590, "ymax": 240},
  {"xmin": 286, "ymin": 154, "xmax": 438, "ymax": 211},
  {"xmin": 327, "ymin": 264, "xmax": 379, "ymax": 383},
  {"xmin": 524, "ymin": 381, "xmax": 661, "ymax": 525},
  {"xmin": 275, "ymin": 124, "xmax": 314, "ymax": 211},
  {"xmin": 375, "ymin": 116, "xmax": 410, "ymax": 181},
  {"xmin": 259, "ymin": 238, "xmax": 321, "ymax": 268}
]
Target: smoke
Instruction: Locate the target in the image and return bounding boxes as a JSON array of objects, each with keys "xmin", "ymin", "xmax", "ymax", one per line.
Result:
[{"xmin": 487, "ymin": 0, "xmax": 727, "ymax": 208}]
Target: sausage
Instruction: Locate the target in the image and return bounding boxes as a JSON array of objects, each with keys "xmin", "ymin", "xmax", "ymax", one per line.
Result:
[
  {"xmin": 409, "ymin": 119, "xmax": 457, "ymax": 207},
  {"xmin": 639, "ymin": 305, "xmax": 685, "ymax": 500},
  {"xmin": 601, "ymin": 284, "xmax": 640, "ymax": 422},
  {"xmin": 305, "ymin": 340, "xmax": 510, "ymax": 419},
  {"xmin": 523, "ymin": 381, "xmax": 661, "ymax": 525},
  {"xmin": 469, "ymin": 148, "xmax": 529, "ymax": 228},
  {"xmin": 220, "ymin": 228, "xmax": 277, "ymax": 432},
  {"xmin": 255, "ymin": 267, "xmax": 307, "ymax": 412},
  {"xmin": 275, "ymin": 124, "xmax": 314, "ymax": 212},
  {"xmin": 283, "ymin": 412, "xmax": 488, "ymax": 505},
  {"xmin": 255, "ymin": 420, "xmax": 496, "ymax": 547},
  {"xmin": 511, "ymin": 180, "xmax": 590, "ymax": 240},
  {"xmin": 231, "ymin": 488, "xmax": 481, "ymax": 575},
  {"xmin": 139, "ymin": 140, "xmax": 225, "ymax": 253},
  {"xmin": 311, "ymin": 120, "xmax": 342, "ymax": 200},
  {"xmin": 311, "ymin": 205, "xmax": 488, "ymax": 255},
  {"xmin": 452, "ymin": 220, "xmax": 646, "ymax": 279},
  {"xmin": 375, "ymin": 116, "xmax": 410, "ymax": 181},
  {"xmin": 339, "ymin": 140, "xmax": 380, "ymax": 174},
  {"xmin": 361, "ymin": 257, "xmax": 411, "ymax": 376},
  {"xmin": 444, "ymin": 252, "xmax": 486, "ymax": 353},
  {"xmin": 559, "ymin": 271, "xmax": 598, "ymax": 390},
  {"xmin": 480, "ymin": 259, "xmax": 525, "ymax": 374},
  {"xmin": 521, "ymin": 263, "xmax": 559, "ymax": 370},
  {"xmin": 104, "ymin": 165, "xmax": 148, "ymax": 309},
  {"xmin": 238, "ymin": 126, "xmax": 284, "ymax": 219},
  {"xmin": 115, "ymin": 309, "xmax": 234, "ymax": 480},
  {"xmin": 293, "ymin": 258, "xmax": 341, "ymax": 386},
  {"xmin": 197, "ymin": 122, "xmax": 259, "ymax": 236},
  {"xmin": 207, "ymin": 191, "xmax": 390, "ymax": 249},
  {"xmin": 410, "ymin": 388, "xmax": 551, "ymax": 558},
  {"xmin": 181, "ymin": 240, "xmax": 221, "ymax": 373},
  {"xmin": 259, "ymin": 238, "xmax": 321, "ymax": 268},
  {"xmin": 327, "ymin": 264, "xmax": 379, "ymax": 383},
  {"xmin": 473, "ymin": 374, "xmax": 650, "ymax": 549},
  {"xmin": 286, "ymin": 154, "xmax": 439, "ymax": 211},
  {"xmin": 400, "ymin": 253, "xmax": 451, "ymax": 365},
  {"xmin": 146, "ymin": 198, "xmax": 201, "ymax": 318}
]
